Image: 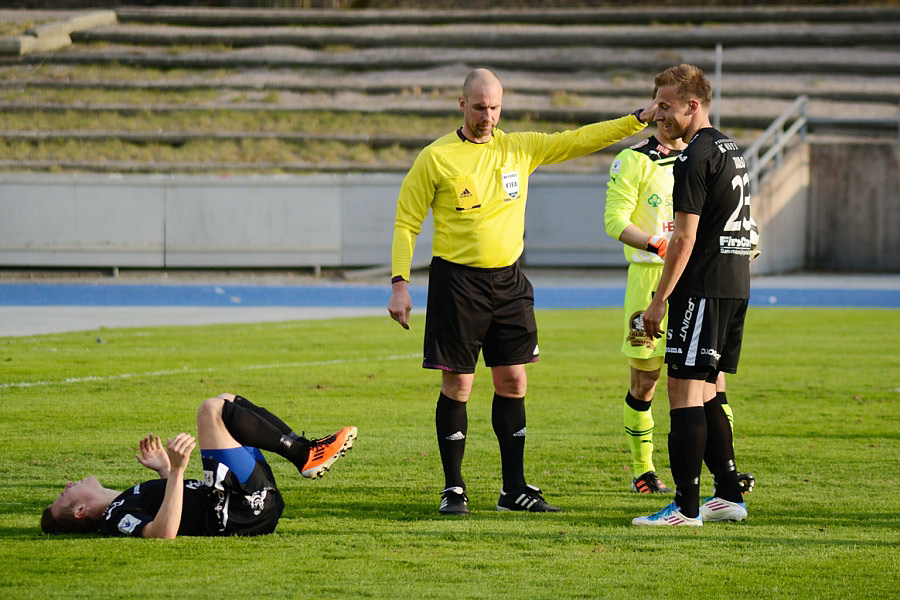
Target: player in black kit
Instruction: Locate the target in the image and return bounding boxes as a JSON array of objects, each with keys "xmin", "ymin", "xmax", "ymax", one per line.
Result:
[
  {"xmin": 632, "ymin": 64, "xmax": 754, "ymax": 526},
  {"xmin": 41, "ymin": 393, "xmax": 356, "ymax": 537}
]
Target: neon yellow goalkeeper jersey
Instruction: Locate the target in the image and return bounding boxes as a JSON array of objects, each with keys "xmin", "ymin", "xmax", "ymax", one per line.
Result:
[
  {"xmin": 604, "ymin": 136, "xmax": 682, "ymax": 265},
  {"xmin": 392, "ymin": 115, "xmax": 646, "ymax": 280}
]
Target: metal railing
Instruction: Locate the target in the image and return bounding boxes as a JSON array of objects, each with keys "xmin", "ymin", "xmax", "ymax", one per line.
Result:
[{"xmin": 745, "ymin": 95, "xmax": 808, "ymax": 195}]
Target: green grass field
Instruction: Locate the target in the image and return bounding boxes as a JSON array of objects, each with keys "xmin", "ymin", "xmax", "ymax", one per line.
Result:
[{"xmin": 1, "ymin": 307, "xmax": 899, "ymax": 598}]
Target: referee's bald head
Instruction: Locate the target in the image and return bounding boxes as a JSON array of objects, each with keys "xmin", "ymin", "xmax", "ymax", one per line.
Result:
[{"xmin": 462, "ymin": 68, "xmax": 503, "ymax": 100}]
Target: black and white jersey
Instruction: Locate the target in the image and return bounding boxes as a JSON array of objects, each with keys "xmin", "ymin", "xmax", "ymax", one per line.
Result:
[
  {"xmin": 98, "ymin": 478, "xmax": 219, "ymax": 537},
  {"xmin": 672, "ymin": 128, "xmax": 752, "ymax": 299}
]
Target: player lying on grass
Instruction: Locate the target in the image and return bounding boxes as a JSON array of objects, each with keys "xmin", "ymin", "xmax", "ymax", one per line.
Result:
[{"xmin": 41, "ymin": 393, "xmax": 356, "ymax": 538}]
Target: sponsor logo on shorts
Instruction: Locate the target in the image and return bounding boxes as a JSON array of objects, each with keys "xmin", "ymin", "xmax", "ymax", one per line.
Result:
[
  {"xmin": 244, "ymin": 489, "xmax": 268, "ymax": 516},
  {"xmin": 679, "ymin": 298, "xmax": 696, "ymax": 342},
  {"xmin": 700, "ymin": 348, "xmax": 722, "ymax": 361}
]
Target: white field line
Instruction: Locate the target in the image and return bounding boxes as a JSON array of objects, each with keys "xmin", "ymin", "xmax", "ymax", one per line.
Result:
[{"xmin": 0, "ymin": 353, "xmax": 420, "ymax": 389}]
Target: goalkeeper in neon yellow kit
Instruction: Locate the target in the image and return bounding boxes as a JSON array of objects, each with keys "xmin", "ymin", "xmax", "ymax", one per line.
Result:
[
  {"xmin": 604, "ymin": 89, "xmax": 754, "ymax": 496},
  {"xmin": 604, "ymin": 114, "xmax": 685, "ymax": 494}
]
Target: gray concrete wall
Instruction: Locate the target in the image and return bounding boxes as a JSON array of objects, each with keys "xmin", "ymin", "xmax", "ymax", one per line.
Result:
[
  {"xmin": 0, "ymin": 173, "xmax": 433, "ymax": 269},
  {"xmin": 808, "ymin": 141, "xmax": 900, "ymax": 271},
  {"xmin": 0, "ymin": 171, "xmax": 620, "ymax": 270},
  {"xmin": 2, "ymin": 143, "xmax": 897, "ymax": 272},
  {"xmin": 751, "ymin": 144, "xmax": 809, "ymax": 275}
]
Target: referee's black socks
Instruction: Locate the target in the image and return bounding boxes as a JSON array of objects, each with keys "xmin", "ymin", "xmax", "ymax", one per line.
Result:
[
  {"xmin": 436, "ymin": 392, "xmax": 468, "ymax": 491},
  {"xmin": 492, "ymin": 393, "xmax": 527, "ymax": 492}
]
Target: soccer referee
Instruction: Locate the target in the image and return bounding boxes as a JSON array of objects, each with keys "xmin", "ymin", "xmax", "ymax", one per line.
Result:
[{"xmin": 388, "ymin": 68, "xmax": 655, "ymax": 515}]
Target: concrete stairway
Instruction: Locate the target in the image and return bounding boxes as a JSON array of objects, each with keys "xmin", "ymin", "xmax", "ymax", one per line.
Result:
[{"xmin": 0, "ymin": 5, "xmax": 897, "ymax": 174}]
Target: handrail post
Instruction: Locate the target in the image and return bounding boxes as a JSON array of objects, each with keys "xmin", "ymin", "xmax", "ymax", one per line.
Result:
[{"xmin": 714, "ymin": 43, "xmax": 723, "ymax": 130}]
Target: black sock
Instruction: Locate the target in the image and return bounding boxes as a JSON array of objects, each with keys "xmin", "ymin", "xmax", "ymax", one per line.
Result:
[
  {"xmin": 704, "ymin": 397, "xmax": 743, "ymax": 502},
  {"xmin": 233, "ymin": 395, "xmax": 296, "ymax": 437},
  {"xmin": 221, "ymin": 399, "xmax": 309, "ymax": 468},
  {"xmin": 668, "ymin": 406, "xmax": 706, "ymax": 518},
  {"xmin": 625, "ymin": 391, "xmax": 651, "ymax": 412},
  {"xmin": 492, "ymin": 393, "xmax": 527, "ymax": 492},
  {"xmin": 436, "ymin": 392, "xmax": 467, "ymax": 490}
]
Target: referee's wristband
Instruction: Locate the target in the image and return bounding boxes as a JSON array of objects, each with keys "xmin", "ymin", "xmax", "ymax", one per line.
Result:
[{"xmin": 391, "ymin": 275, "xmax": 406, "ymax": 284}]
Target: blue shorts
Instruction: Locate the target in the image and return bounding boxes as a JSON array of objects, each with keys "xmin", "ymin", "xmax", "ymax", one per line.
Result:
[{"xmin": 201, "ymin": 446, "xmax": 266, "ymax": 484}]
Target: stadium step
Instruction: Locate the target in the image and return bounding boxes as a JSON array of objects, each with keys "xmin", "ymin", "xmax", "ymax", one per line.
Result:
[{"xmin": 0, "ymin": 5, "xmax": 897, "ymax": 174}]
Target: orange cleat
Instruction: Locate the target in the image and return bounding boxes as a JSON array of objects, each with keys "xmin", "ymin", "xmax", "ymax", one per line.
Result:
[{"xmin": 299, "ymin": 426, "xmax": 357, "ymax": 479}]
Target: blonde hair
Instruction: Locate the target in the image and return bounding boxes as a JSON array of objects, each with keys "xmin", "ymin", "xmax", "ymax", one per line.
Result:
[{"xmin": 654, "ymin": 64, "xmax": 712, "ymax": 108}]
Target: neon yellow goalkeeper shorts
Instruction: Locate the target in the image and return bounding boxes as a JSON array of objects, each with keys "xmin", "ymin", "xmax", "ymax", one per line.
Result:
[{"xmin": 621, "ymin": 262, "xmax": 667, "ymax": 361}]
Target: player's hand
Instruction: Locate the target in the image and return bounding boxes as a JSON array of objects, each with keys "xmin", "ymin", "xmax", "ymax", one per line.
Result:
[
  {"xmin": 165, "ymin": 433, "xmax": 196, "ymax": 475},
  {"xmin": 647, "ymin": 235, "xmax": 667, "ymax": 258},
  {"xmin": 136, "ymin": 434, "xmax": 172, "ymax": 477},
  {"xmin": 642, "ymin": 300, "xmax": 667, "ymax": 340},
  {"xmin": 388, "ymin": 279, "xmax": 412, "ymax": 330}
]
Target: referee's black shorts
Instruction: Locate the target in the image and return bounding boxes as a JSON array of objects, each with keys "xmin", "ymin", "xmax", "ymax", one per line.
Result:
[
  {"xmin": 664, "ymin": 295, "xmax": 748, "ymax": 381},
  {"xmin": 423, "ymin": 257, "xmax": 539, "ymax": 374}
]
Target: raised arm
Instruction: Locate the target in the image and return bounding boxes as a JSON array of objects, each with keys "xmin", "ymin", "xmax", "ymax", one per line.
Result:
[
  {"xmin": 139, "ymin": 433, "xmax": 195, "ymax": 539},
  {"xmin": 135, "ymin": 434, "xmax": 171, "ymax": 479}
]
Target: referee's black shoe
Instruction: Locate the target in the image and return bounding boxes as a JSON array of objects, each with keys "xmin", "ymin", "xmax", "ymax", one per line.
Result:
[
  {"xmin": 497, "ymin": 484, "xmax": 561, "ymax": 512},
  {"xmin": 439, "ymin": 486, "xmax": 469, "ymax": 516}
]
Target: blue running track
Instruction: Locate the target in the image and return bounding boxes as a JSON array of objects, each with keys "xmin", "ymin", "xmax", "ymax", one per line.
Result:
[{"xmin": 0, "ymin": 283, "xmax": 897, "ymax": 308}]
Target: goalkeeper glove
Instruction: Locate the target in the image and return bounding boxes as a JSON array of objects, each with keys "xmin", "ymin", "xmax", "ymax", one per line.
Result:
[{"xmin": 646, "ymin": 235, "xmax": 667, "ymax": 258}]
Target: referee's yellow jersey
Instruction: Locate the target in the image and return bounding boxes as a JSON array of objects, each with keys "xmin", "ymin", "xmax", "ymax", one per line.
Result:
[{"xmin": 392, "ymin": 115, "xmax": 645, "ymax": 281}]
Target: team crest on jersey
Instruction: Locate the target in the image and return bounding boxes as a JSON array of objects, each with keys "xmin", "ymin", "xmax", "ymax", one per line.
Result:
[
  {"xmin": 627, "ymin": 311, "xmax": 658, "ymax": 349},
  {"xmin": 502, "ymin": 170, "xmax": 520, "ymax": 200}
]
